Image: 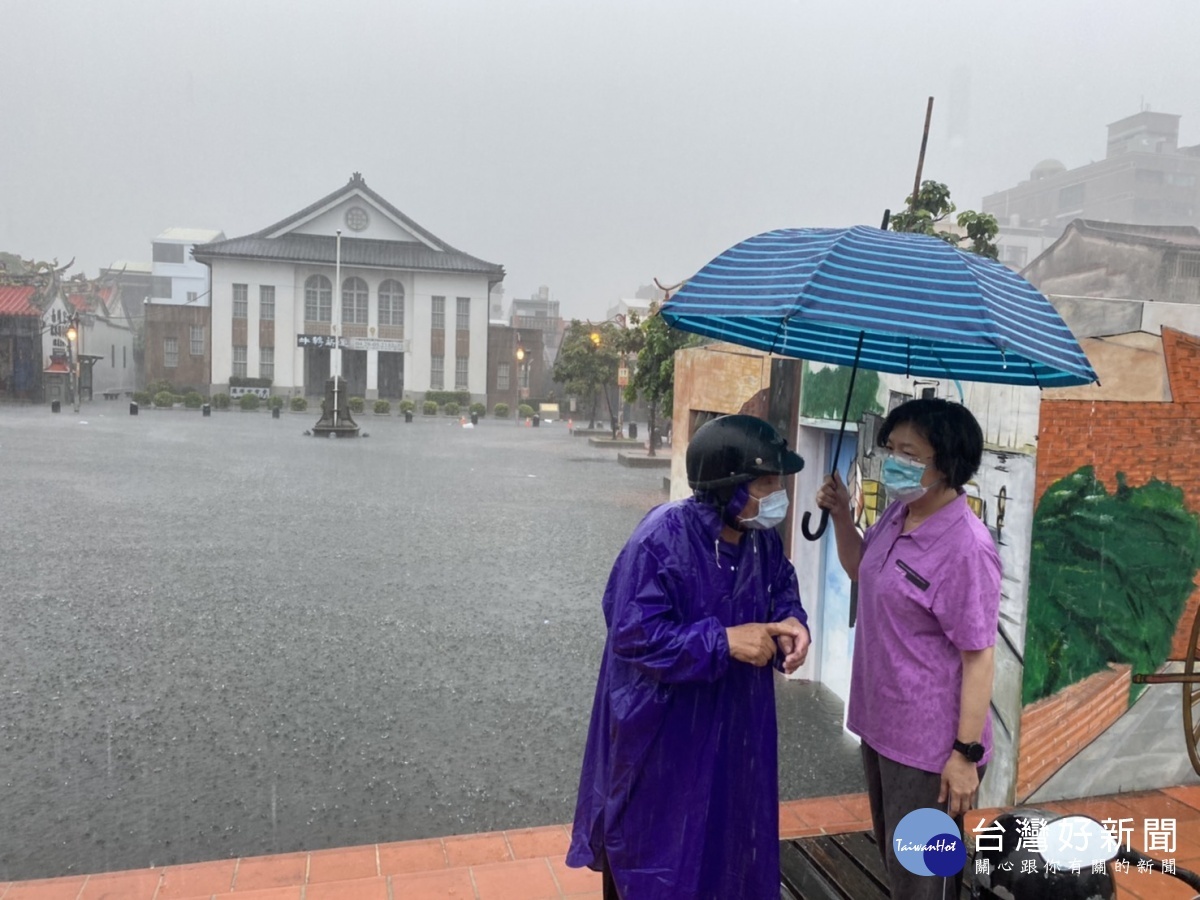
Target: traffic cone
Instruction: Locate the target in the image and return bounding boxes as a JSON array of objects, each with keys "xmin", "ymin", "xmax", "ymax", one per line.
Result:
[
  {"xmin": 526, "ymin": 417, "xmax": 532, "ymax": 427},
  {"xmin": 568, "ymin": 418, "xmax": 574, "ymax": 433},
  {"xmin": 460, "ymin": 416, "xmax": 466, "ymax": 425}
]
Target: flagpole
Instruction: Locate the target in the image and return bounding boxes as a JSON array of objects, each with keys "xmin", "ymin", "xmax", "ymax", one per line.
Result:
[{"xmin": 333, "ymin": 229, "xmax": 342, "ymax": 426}]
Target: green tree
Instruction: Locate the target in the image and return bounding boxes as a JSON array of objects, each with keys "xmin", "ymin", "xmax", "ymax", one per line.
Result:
[
  {"xmin": 622, "ymin": 302, "xmax": 701, "ymax": 456},
  {"xmin": 553, "ymin": 319, "xmax": 622, "ymax": 428},
  {"xmin": 891, "ymin": 179, "xmax": 999, "ymax": 260},
  {"xmin": 1023, "ymin": 467, "xmax": 1200, "ymax": 705}
]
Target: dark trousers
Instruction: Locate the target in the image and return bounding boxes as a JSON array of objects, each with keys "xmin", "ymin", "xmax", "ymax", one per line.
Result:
[
  {"xmin": 861, "ymin": 741, "xmax": 983, "ymax": 900},
  {"xmin": 602, "ymin": 863, "xmax": 621, "ymax": 900}
]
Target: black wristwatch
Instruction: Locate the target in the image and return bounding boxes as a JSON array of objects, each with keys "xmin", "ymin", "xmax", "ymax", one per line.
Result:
[{"xmin": 953, "ymin": 739, "xmax": 985, "ymax": 763}]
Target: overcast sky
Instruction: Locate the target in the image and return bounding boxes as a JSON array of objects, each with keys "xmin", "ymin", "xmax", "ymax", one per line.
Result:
[{"xmin": 3, "ymin": 1, "xmax": 1199, "ymax": 321}]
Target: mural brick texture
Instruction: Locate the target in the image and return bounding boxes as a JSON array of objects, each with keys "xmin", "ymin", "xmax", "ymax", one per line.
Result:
[
  {"xmin": 1020, "ymin": 327, "xmax": 1200, "ymax": 799},
  {"xmin": 1036, "ymin": 328, "xmax": 1200, "ymax": 661},
  {"xmin": 1016, "ymin": 664, "xmax": 1131, "ymax": 799}
]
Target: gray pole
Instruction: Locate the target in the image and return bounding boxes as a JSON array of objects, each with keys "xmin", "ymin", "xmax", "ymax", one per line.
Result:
[{"xmin": 333, "ymin": 229, "xmax": 342, "ymax": 427}]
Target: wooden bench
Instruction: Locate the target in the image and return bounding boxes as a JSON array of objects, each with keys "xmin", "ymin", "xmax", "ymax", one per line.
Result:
[
  {"xmin": 780, "ymin": 831, "xmax": 973, "ymax": 899},
  {"xmin": 102, "ymin": 390, "xmax": 121, "ymax": 400}
]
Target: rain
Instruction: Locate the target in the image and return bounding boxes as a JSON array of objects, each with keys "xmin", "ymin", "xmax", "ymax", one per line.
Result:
[
  {"xmin": 4, "ymin": 0, "xmax": 1199, "ymax": 885},
  {"xmin": 0, "ymin": 409, "xmax": 859, "ymax": 879}
]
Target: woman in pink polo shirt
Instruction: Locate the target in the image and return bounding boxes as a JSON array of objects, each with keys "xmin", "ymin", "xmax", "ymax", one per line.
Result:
[{"xmin": 816, "ymin": 398, "xmax": 1001, "ymax": 900}]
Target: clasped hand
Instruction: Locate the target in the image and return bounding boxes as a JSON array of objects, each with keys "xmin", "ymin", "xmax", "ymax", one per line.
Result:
[{"xmin": 726, "ymin": 618, "xmax": 809, "ymax": 673}]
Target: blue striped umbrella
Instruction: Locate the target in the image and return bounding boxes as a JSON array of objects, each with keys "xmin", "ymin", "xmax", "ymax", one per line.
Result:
[
  {"xmin": 662, "ymin": 225, "xmax": 1096, "ymax": 538},
  {"xmin": 661, "ymin": 225, "xmax": 1097, "ymax": 388}
]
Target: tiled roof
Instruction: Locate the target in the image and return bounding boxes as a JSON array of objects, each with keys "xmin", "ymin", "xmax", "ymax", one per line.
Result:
[
  {"xmin": 192, "ymin": 174, "xmax": 504, "ymax": 279},
  {"xmin": 1074, "ymin": 219, "xmax": 1200, "ymax": 248},
  {"xmin": 193, "ymin": 233, "xmax": 504, "ymax": 277},
  {"xmin": 67, "ymin": 285, "xmax": 115, "ymax": 313},
  {"xmin": 0, "ymin": 285, "xmax": 39, "ymax": 316}
]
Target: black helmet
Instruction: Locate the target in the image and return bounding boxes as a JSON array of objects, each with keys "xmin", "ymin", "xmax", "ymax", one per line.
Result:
[{"xmin": 686, "ymin": 415, "xmax": 804, "ymax": 491}]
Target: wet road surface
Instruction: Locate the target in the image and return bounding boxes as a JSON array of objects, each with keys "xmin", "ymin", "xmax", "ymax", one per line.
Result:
[{"xmin": 0, "ymin": 406, "xmax": 863, "ymax": 879}]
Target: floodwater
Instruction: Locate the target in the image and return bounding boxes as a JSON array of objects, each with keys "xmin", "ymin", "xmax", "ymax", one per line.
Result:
[{"xmin": 0, "ymin": 406, "xmax": 862, "ymax": 880}]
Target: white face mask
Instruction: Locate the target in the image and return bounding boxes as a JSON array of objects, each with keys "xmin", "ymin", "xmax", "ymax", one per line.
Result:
[{"xmin": 739, "ymin": 488, "xmax": 789, "ymax": 530}]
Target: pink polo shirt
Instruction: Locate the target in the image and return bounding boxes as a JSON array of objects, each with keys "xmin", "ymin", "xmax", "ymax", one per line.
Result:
[{"xmin": 847, "ymin": 492, "xmax": 1001, "ymax": 774}]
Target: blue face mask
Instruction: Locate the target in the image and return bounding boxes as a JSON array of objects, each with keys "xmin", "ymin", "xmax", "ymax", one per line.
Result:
[
  {"xmin": 881, "ymin": 453, "xmax": 930, "ymax": 504},
  {"xmin": 739, "ymin": 488, "xmax": 789, "ymax": 530}
]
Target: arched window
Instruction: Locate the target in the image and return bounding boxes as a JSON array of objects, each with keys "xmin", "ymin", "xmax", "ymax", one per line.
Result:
[
  {"xmin": 343, "ymin": 276, "xmax": 369, "ymax": 325},
  {"xmin": 378, "ymin": 279, "xmax": 404, "ymax": 327},
  {"xmin": 304, "ymin": 275, "xmax": 332, "ymax": 322}
]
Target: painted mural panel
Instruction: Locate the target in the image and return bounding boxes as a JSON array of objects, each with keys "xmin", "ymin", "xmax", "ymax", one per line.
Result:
[
  {"xmin": 1025, "ymin": 469, "xmax": 1200, "ymax": 707},
  {"xmin": 801, "ymin": 360, "xmax": 1037, "ymax": 806}
]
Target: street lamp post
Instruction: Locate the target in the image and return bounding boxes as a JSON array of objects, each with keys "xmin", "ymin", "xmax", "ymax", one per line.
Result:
[
  {"xmin": 587, "ymin": 315, "xmax": 630, "ymax": 438},
  {"xmin": 514, "ymin": 329, "xmax": 533, "ymax": 422},
  {"xmin": 65, "ymin": 315, "xmax": 80, "ymax": 413},
  {"xmin": 515, "ymin": 341, "xmax": 525, "ymax": 422}
]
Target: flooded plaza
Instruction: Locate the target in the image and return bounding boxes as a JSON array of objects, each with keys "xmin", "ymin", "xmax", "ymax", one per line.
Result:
[{"xmin": 0, "ymin": 406, "xmax": 862, "ymax": 880}]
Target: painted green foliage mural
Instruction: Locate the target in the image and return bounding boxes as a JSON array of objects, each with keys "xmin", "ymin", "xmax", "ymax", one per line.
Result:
[
  {"xmin": 1023, "ymin": 466, "xmax": 1200, "ymax": 705},
  {"xmin": 800, "ymin": 362, "xmax": 883, "ymax": 421}
]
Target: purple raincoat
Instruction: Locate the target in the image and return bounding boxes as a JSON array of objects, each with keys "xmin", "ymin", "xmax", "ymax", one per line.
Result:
[{"xmin": 567, "ymin": 496, "xmax": 807, "ymax": 900}]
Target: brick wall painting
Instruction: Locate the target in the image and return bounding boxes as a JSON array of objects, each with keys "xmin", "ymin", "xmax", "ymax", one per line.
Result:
[{"xmin": 1018, "ymin": 327, "xmax": 1200, "ymax": 799}]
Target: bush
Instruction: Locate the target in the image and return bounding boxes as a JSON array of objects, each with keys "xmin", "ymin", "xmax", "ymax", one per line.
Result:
[
  {"xmin": 373, "ymin": 399, "xmax": 391, "ymax": 414},
  {"xmin": 398, "ymin": 399, "xmax": 415, "ymax": 414},
  {"xmin": 518, "ymin": 404, "xmax": 534, "ymax": 418},
  {"xmin": 212, "ymin": 392, "xmax": 231, "ymax": 410},
  {"xmin": 348, "ymin": 396, "xmax": 365, "ymax": 414},
  {"xmin": 133, "ymin": 391, "xmax": 153, "ymax": 407},
  {"xmin": 183, "ymin": 391, "xmax": 204, "ymax": 409},
  {"xmin": 147, "ymin": 379, "xmax": 174, "ymax": 396},
  {"xmin": 172, "ymin": 394, "xmax": 186, "ymax": 406},
  {"xmin": 493, "ymin": 403, "xmax": 509, "ymax": 418},
  {"xmin": 267, "ymin": 395, "xmax": 285, "ymax": 410},
  {"xmin": 469, "ymin": 402, "xmax": 486, "ymax": 417},
  {"xmin": 422, "ymin": 400, "xmax": 438, "ymax": 416},
  {"xmin": 239, "ymin": 393, "xmax": 261, "ymax": 411},
  {"xmin": 444, "ymin": 401, "xmax": 460, "ymax": 417},
  {"xmin": 229, "ymin": 375, "xmax": 273, "ymax": 388},
  {"xmin": 290, "ymin": 396, "xmax": 308, "ymax": 412},
  {"xmin": 424, "ymin": 390, "xmax": 470, "ymax": 407},
  {"xmin": 153, "ymin": 390, "xmax": 175, "ymax": 408}
]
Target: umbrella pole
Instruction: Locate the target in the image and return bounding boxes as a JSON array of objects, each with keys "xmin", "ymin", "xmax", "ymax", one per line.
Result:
[{"xmin": 801, "ymin": 331, "xmax": 865, "ymax": 541}]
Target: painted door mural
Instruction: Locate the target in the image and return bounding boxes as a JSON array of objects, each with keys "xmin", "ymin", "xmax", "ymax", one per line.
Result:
[{"xmin": 818, "ymin": 433, "xmax": 860, "ymax": 714}]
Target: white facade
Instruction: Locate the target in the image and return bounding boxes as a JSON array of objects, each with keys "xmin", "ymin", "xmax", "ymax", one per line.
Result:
[
  {"xmin": 198, "ymin": 174, "xmax": 504, "ymax": 401},
  {"xmin": 208, "ymin": 262, "xmax": 493, "ymax": 399},
  {"xmin": 41, "ymin": 292, "xmax": 136, "ymax": 397},
  {"xmin": 151, "ymin": 227, "xmax": 224, "ymax": 306}
]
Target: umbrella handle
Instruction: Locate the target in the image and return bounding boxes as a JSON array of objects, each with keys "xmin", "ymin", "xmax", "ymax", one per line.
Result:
[{"xmin": 801, "ymin": 508, "xmax": 829, "ymax": 541}]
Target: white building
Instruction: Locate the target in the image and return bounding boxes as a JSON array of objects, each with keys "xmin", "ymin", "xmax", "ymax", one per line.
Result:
[
  {"xmin": 193, "ymin": 173, "xmax": 505, "ymax": 401},
  {"xmin": 151, "ymin": 228, "xmax": 225, "ymax": 305}
]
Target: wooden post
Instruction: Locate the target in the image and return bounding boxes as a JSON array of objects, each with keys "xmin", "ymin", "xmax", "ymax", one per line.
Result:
[{"xmin": 911, "ymin": 97, "xmax": 934, "ymax": 208}]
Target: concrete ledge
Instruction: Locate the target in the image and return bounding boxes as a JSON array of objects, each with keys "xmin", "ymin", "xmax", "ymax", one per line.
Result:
[
  {"xmin": 572, "ymin": 428, "xmax": 613, "ymax": 438},
  {"xmin": 618, "ymin": 452, "xmax": 671, "ymax": 468},
  {"xmin": 587, "ymin": 437, "xmax": 642, "ymax": 449}
]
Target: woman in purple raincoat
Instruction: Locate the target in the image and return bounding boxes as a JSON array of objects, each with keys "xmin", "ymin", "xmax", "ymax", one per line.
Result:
[{"xmin": 567, "ymin": 415, "xmax": 811, "ymax": 900}]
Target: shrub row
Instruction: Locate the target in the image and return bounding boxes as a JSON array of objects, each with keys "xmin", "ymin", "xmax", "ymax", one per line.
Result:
[
  {"xmin": 424, "ymin": 390, "xmax": 470, "ymax": 406},
  {"xmin": 131, "ymin": 390, "xmax": 491, "ymax": 417}
]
